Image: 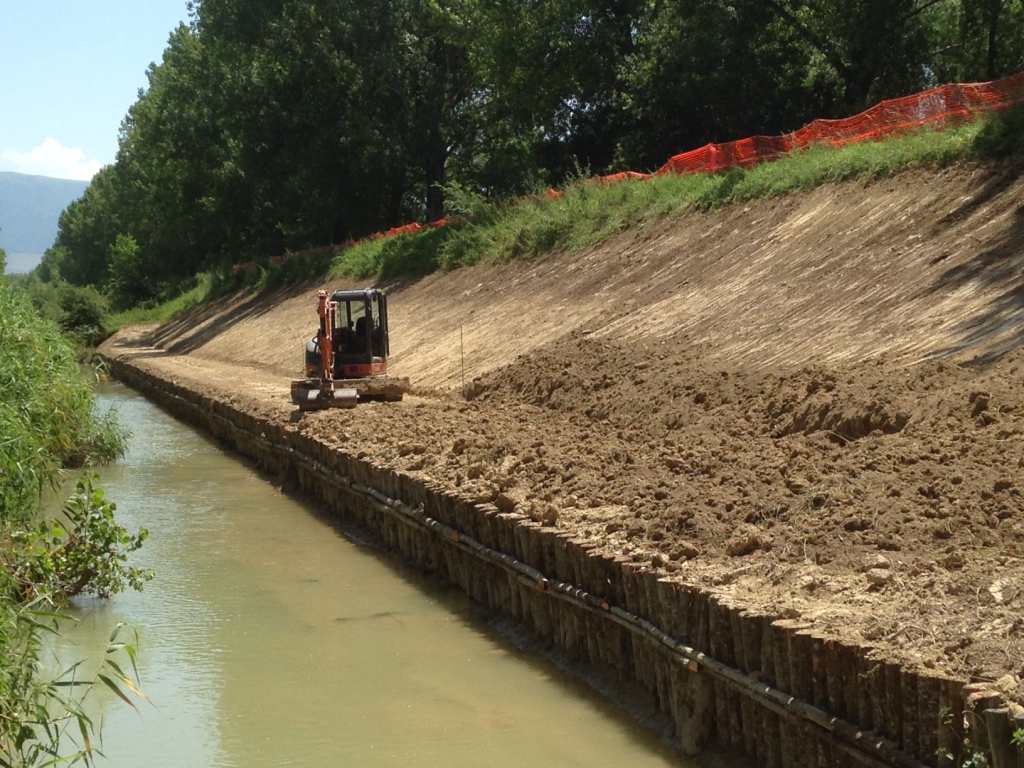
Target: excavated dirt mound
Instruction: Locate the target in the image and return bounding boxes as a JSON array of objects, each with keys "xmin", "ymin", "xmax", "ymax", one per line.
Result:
[{"xmin": 102, "ymin": 161, "xmax": 1024, "ymax": 704}]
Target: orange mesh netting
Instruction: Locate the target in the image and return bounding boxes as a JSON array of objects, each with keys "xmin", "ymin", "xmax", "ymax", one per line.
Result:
[{"xmin": 656, "ymin": 71, "xmax": 1024, "ymax": 176}]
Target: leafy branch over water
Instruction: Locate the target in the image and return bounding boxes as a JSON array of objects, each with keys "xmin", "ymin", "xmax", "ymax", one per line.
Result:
[
  {"xmin": 0, "ymin": 279, "xmax": 150, "ymax": 765},
  {"xmin": 3, "ymin": 477, "xmax": 152, "ymax": 603}
]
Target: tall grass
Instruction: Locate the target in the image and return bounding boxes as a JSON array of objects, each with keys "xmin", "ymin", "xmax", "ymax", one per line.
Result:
[
  {"xmin": 0, "ymin": 281, "xmax": 128, "ymax": 523},
  {"xmin": 0, "ymin": 281, "xmax": 148, "ymax": 766},
  {"xmin": 434, "ymin": 120, "xmax": 989, "ymax": 269},
  {"xmin": 105, "ymin": 273, "xmax": 213, "ymax": 332}
]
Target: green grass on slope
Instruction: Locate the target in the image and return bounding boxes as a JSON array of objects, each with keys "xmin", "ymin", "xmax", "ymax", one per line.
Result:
[
  {"xmin": 436, "ymin": 120, "xmax": 995, "ymax": 271},
  {"xmin": 106, "ymin": 273, "xmax": 213, "ymax": 331},
  {"xmin": 121, "ymin": 104, "xmax": 1024, "ymax": 324}
]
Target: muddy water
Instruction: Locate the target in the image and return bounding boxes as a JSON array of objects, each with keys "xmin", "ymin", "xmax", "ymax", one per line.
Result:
[{"xmin": 56, "ymin": 384, "xmax": 690, "ymax": 767}]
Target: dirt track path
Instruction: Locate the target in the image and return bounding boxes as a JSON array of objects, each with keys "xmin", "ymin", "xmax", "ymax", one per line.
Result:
[{"xmin": 102, "ymin": 162, "xmax": 1024, "ymax": 704}]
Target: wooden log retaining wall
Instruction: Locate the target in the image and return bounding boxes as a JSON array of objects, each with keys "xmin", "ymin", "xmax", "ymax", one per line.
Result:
[{"xmin": 103, "ymin": 356, "xmax": 1024, "ymax": 768}]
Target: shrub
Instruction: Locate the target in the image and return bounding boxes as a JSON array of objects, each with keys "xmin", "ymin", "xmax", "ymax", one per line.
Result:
[
  {"xmin": 58, "ymin": 284, "xmax": 109, "ymax": 348},
  {"xmin": 0, "ymin": 281, "xmax": 128, "ymax": 523}
]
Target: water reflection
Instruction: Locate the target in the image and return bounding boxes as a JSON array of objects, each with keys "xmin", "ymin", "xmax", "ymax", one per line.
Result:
[{"xmin": 55, "ymin": 384, "xmax": 688, "ymax": 767}]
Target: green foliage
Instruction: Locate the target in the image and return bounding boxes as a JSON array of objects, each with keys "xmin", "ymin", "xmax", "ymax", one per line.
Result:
[
  {"xmin": 0, "ymin": 245, "xmax": 7, "ymax": 276},
  {"xmin": 701, "ymin": 121, "xmax": 983, "ymax": 208},
  {"xmin": 971, "ymin": 102, "xmax": 1024, "ymax": 158},
  {"xmin": 98, "ymin": 105, "xmax": 1024, "ymax": 330},
  {"xmin": 45, "ymin": 0, "xmax": 1024, "ymax": 312},
  {"xmin": 50, "ymin": 167, "xmax": 122, "ymax": 288},
  {"xmin": 57, "ymin": 285, "xmax": 109, "ymax": 348},
  {"xmin": 927, "ymin": 0, "xmax": 1024, "ymax": 83},
  {"xmin": 6, "ymin": 276, "xmax": 111, "ymax": 349},
  {"xmin": 105, "ymin": 273, "xmax": 212, "ymax": 333},
  {"xmin": 0, "ymin": 281, "xmax": 129, "ymax": 523},
  {"xmin": 5, "ymin": 476, "xmax": 151, "ymax": 602},
  {"xmin": 105, "ymin": 234, "xmax": 148, "ymax": 311},
  {"xmin": 0, "ymin": 608, "xmax": 148, "ymax": 767},
  {"xmin": 257, "ymin": 249, "xmax": 338, "ymax": 292},
  {"xmin": 331, "ymin": 227, "xmax": 448, "ymax": 282},
  {"xmin": 418, "ymin": 118, "xmax": 1000, "ymax": 269},
  {"xmin": 0, "ymin": 274, "xmax": 147, "ymax": 768}
]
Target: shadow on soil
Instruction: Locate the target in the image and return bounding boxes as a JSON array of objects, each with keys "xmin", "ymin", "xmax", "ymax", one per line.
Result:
[
  {"xmin": 146, "ymin": 273, "xmax": 431, "ymax": 356},
  {"xmin": 150, "ymin": 283, "xmax": 313, "ymax": 354},
  {"xmin": 923, "ymin": 162, "xmax": 1024, "ymax": 362}
]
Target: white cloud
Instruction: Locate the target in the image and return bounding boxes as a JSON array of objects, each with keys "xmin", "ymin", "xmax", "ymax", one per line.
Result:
[{"xmin": 1, "ymin": 138, "xmax": 102, "ymax": 181}]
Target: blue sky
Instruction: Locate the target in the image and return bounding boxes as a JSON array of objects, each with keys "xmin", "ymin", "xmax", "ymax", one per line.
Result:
[{"xmin": 0, "ymin": 2, "xmax": 193, "ymax": 180}]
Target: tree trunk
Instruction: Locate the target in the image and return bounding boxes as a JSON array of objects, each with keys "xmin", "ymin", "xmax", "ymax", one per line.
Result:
[{"xmin": 424, "ymin": 145, "xmax": 446, "ymax": 223}]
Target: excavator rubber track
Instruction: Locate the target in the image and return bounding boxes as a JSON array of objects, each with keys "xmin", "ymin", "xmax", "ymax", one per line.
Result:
[{"xmin": 290, "ymin": 376, "xmax": 409, "ymax": 409}]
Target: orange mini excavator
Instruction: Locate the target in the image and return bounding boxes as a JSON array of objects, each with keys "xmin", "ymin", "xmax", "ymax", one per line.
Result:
[{"xmin": 290, "ymin": 288, "xmax": 409, "ymax": 410}]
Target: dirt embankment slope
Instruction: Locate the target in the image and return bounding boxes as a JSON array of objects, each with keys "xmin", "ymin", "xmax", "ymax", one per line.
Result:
[{"xmin": 103, "ymin": 162, "xmax": 1024, "ymax": 702}]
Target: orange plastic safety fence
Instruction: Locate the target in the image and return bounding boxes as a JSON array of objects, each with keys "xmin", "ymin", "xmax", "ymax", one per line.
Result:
[{"xmin": 656, "ymin": 71, "xmax": 1024, "ymax": 176}]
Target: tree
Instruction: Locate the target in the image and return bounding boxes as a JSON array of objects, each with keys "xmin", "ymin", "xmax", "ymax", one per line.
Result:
[
  {"xmin": 113, "ymin": 24, "xmax": 227, "ymax": 275},
  {"xmin": 50, "ymin": 165, "xmax": 122, "ymax": 287},
  {"xmin": 929, "ymin": 0, "xmax": 1024, "ymax": 82},
  {"xmin": 48, "ymin": 0, "xmax": 1022, "ymax": 310},
  {"xmin": 761, "ymin": 0, "xmax": 938, "ymax": 112},
  {"xmin": 477, "ymin": 0, "xmax": 647, "ymax": 180},
  {"xmin": 618, "ymin": 0, "xmax": 827, "ymax": 168},
  {"xmin": 106, "ymin": 234, "xmax": 149, "ymax": 310}
]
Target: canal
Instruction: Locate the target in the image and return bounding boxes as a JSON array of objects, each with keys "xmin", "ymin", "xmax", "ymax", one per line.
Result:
[{"xmin": 54, "ymin": 383, "xmax": 691, "ymax": 767}]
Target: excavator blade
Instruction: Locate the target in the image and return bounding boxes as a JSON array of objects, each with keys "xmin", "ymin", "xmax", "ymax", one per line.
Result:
[{"xmin": 291, "ymin": 382, "xmax": 359, "ymax": 410}]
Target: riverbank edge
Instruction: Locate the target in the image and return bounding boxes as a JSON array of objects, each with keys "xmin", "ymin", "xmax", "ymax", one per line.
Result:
[{"xmin": 98, "ymin": 352, "xmax": 1024, "ymax": 768}]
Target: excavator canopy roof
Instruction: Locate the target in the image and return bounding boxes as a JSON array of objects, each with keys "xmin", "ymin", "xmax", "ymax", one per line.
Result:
[{"xmin": 329, "ymin": 288, "xmax": 385, "ymax": 303}]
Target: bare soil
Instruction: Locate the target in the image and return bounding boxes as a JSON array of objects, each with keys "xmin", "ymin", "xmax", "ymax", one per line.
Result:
[{"xmin": 102, "ymin": 161, "xmax": 1024, "ymax": 705}]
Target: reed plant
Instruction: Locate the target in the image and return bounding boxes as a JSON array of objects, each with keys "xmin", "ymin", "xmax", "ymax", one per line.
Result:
[
  {"xmin": 0, "ymin": 281, "xmax": 148, "ymax": 766},
  {"xmin": 0, "ymin": 281, "xmax": 128, "ymax": 523}
]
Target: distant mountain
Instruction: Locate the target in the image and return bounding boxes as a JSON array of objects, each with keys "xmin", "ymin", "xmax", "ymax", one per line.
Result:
[{"xmin": 0, "ymin": 172, "xmax": 88, "ymax": 273}]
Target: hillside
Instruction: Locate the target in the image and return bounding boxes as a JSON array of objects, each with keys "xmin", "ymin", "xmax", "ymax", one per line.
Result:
[
  {"xmin": 102, "ymin": 161, "xmax": 1024, "ymax": 700},
  {"xmin": 0, "ymin": 172, "xmax": 87, "ymax": 272}
]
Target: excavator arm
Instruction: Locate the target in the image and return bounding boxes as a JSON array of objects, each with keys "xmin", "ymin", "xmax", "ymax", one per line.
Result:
[{"xmin": 290, "ymin": 290, "xmax": 359, "ymax": 410}]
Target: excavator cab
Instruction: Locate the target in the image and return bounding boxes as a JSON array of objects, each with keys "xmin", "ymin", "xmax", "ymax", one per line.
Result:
[
  {"xmin": 306, "ymin": 289, "xmax": 390, "ymax": 379},
  {"xmin": 291, "ymin": 288, "xmax": 408, "ymax": 410}
]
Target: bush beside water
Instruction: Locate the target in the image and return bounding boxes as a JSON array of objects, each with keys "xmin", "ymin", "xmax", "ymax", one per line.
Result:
[{"xmin": 0, "ymin": 278, "xmax": 149, "ymax": 764}]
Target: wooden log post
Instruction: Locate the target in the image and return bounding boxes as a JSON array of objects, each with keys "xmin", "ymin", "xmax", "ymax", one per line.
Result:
[
  {"xmin": 812, "ymin": 636, "xmax": 829, "ymax": 712},
  {"xmin": 760, "ymin": 616, "xmax": 777, "ymax": 687},
  {"xmin": 983, "ymin": 708, "xmax": 1016, "ymax": 768},
  {"xmin": 740, "ymin": 612, "xmax": 763, "ymax": 678},
  {"xmin": 673, "ymin": 663, "xmax": 716, "ymax": 755},
  {"xmin": 694, "ymin": 592, "xmax": 711, "ymax": 655},
  {"xmin": 729, "ymin": 606, "xmax": 747, "ymax": 672},
  {"xmin": 885, "ymin": 662, "xmax": 904, "ymax": 748},
  {"xmin": 935, "ymin": 678, "xmax": 958, "ymax": 768},
  {"xmin": 538, "ymin": 527, "xmax": 559, "ymax": 580},
  {"xmin": 657, "ymin": 579, "xmax": 685, "ymax": 644},
  {"xmin": 917, "ymin": 675, "xmax": 942, "ymax": 767},
  {"xmin": 770, "ymin": 622, "xmax": 799, "ymax": 768},
  {"xmin": 1014, "ymin": 711, "xmax": 1024, "ymax": 768},
  {"xmin": 622, "ymin": 562, "xmax": 642, "ymax": 617},
  {"xmin": 840, "ymin": 643, "xmax": 861, "ymax": 731},
  {"xmin": 553, "ymin": 532, "xmax": 572, "ymax": 585},
  {"xmin": 763, "ymin": 708, "xmax": 784, "ymax": 768},
  {"xmin": 708, "ymin": 600, "xmax": 737, "ymax": 754},
  {"xmin": 787, "ymin": 624, "xmax": 816, "ymax": 764},
  {"xmin": 964, "ymin": 689, "xmax": 1003, "ymax": 765},
  {"xmin": 856, "ymin": 655, "xmax": 876, "ymax": 732}
]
